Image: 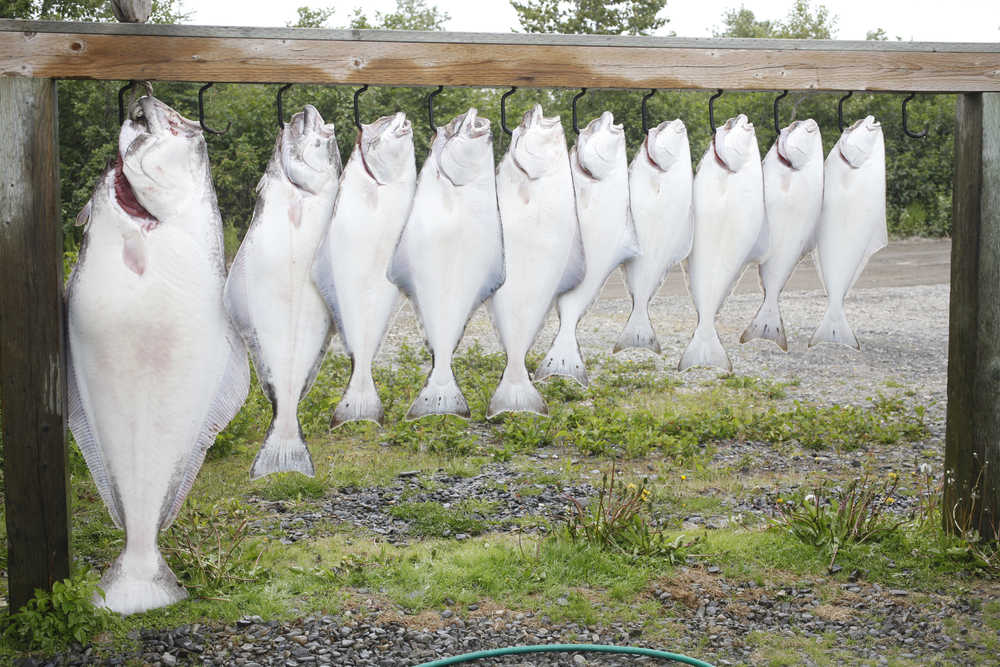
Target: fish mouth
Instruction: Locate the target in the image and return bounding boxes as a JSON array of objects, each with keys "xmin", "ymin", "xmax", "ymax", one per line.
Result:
[
  {"xmin": 456, "ymin": 108, "xmax": 491, "ymax": 139},
  {"xmin": 359, "ymin": 112, "xmax": 412, "ymax": 184},
  {"xmin": 114, "ymin": 99, "xmax": 161, "ymax": 223}
]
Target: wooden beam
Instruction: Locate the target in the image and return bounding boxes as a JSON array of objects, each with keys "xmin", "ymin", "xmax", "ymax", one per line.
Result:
[
  {"xmin": 944, "ymin": 92, "xmax": 1000, "ymax": 538},
  {"xmin": 0, "ymin": 77, "xmax": 70, "ymax": 611},
  {"xmin": 2, "ymin": 19, "xmax": 1000, "ymax": 91}
]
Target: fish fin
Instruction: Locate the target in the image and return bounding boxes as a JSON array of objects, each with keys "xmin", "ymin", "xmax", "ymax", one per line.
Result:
[
  {"xmin": 66, "ymin": 346, "xmax": 124, "ymax": 530},
  {"xmin": 740, "ymin": 299, "xmax": 788, "ymax": 351},
  {"xmin": 748, "ymin": 216, "xmax": 771, "ymax": 265},
  {"xmin": 332, "ymin": 373, "xmax": 384, "ymax": 427},
  {"xmin": 616, "ymin": 208, "xmax": 642, "ymax": 266},
  {"xmin": 809, "ymin": 303, "xmax": 860, "ymax": 350},
  {"xmin": 614, "ymin": 304, "xmax": 661, "ymax": 354},
  {"xmin": 223, "ymin": 245, "xmax": 254, "ymax": 338},
  {"xmin": 310, "ymin": 237, "xmax": 345, "ymax": 333},
  {"xmin": 96, "ymin": 548, "xmax": 187, "ymax": 616},
  {"xmin": 250, "ymin": 427, "xmax": 316, "ymax": 480},
  {"xmin": 386, "ymin": 235, "xmax": 416, "ymax": 298},
  {"xmin": 406, "ymin": 368, "xmax": 470, "ymax": 420},
  {"xmin": 535, "ymin": 330, "xmax": 588, "ymax": 386},
  {"xmin": 678, "ymin": 323, "xmax": 732, "ymax": 372},
  {"xmin": 847, "ymin": 224, "xmax": 889, "ymax": 294},
  {"xmin": 487, "ymin": 374, "xmax": 548, "ymax": 418},
  {"xmin": 162, "ymin": 333, "xmax": 250, "ymax": 529},
  {"xmin": 75, "ymin": 198, "xmax": 92, "ymax": 227},
  {"xmin": 556, "ymin": 219, "xmax": 586, "ymax": 295},
  {"xmin": 122, "ymin": 233, "xmax": 146, "ymax": 276},
  {"xmin": 475, "ymin": 245, "xmax": 507, "ymax": 308}
]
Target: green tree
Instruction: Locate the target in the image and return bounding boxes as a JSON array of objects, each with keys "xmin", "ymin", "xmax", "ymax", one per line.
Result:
[
  {"xmin": 288, "ymin": 5, "xmax": 335, "ymax": 28},
  {"xmin": 349, "ymin": 0, "xmax": 449, "ymax": 30},
  {"xmin": 0, "ymin": 0, "xmax": 184, "ymax": 22},
  {"xmin": 511, "ymin": 0, "xmax": 666, "ymax": 36},
  {"xmin": 715, "ymin": 0, "xmax": 835, "ymax": 39}
]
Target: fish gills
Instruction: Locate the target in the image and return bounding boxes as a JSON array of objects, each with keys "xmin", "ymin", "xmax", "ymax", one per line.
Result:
[
  {"xmin": 680, "ymin": 114, "xmax": 767, "ymax": 372},
  {"xmin": 536, "ymin": 111, "xmax": 638, "ymax": 386},
  {"xmin": 66, "ymin": 96, "xmax": 250, "ymax": 614},
  {"xmin": 741, "ymin": 119, "xmax": 824, "ymax": 351},
  {"xmin": 488, "ymin": 104, "xmax": 584, "ymax": 417},
  {"xmin": 224, "ymin": 105, "xmax": 341, "ymax": 479},
  {"xmin": 616, "ymin": 119, "xmax": 693, "ymax": 355},
  {"xmin": 388, "ymin": 108, "xmax": 505, "ymax": 420},
  {"xmin": 810, "ymin": 115, "xmax": 887, "ymax": 349},
  {"xmin": 312, "ymin": 112, "xmax": 417, "ymax": 426}
]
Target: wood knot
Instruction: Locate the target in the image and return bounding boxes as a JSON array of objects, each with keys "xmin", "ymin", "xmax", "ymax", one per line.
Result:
[{"xmin": 70, "ymin": 41, "xmax": 83, "ymax": 52}]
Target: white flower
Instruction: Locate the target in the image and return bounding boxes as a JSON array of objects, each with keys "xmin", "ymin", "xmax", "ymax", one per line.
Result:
[
  {"xmin": 804, "ymin": 494, "xmax": 816, "ymax": 503},
  {"xmin": 919, "ymin": 463, "xmax": 933, "ymax": 476}
]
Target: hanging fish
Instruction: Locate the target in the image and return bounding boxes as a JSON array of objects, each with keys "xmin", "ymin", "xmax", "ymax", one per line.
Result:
[
  {"xmin": 616, "ymin": 119, "xmax": 693, "ymax": 354},
  {"xmin": 224, "ymin": 105, "xmax": 341, "ymax": 479},
  {"xmin": 312, "ymin": 112, "xmax": 417, "ymax": 426},
  {"xmin": 680, "ymin": 114, "xmax": 768, "ymax": 372},
  {"xmin": 66, "ymin": 95, "xmax": 250, "ymax": 615},
  {"xmin": 811, "ymin": 115, "xmax": 887, "ymax": 349},
  {"xmin": 536, "ymin": 111, "xmax": 638, "ymax": 385},
  {"xmin": 741, "ymin": 119, "xmax": 824, "ymax": 351},
  {"xmin": 388, "ymin": 109, "xmax": 505, "ymax": 419},
  {"xmin": 488, "ymin": 104, "xmax": 584, "ymax": 417}
]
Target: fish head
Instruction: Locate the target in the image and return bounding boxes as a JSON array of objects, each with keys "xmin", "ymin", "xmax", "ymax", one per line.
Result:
[
  {"xmin": 777, "ymin": 118, "xmax": 822, "ymax": 170},
  {"xmin": 838, "ymin": 115, "xmax": 883, "ymax": 168},
  {"xmin": 118, "ymin": 95, "xmax": 206, "ymax": 221},
  {"xmin": 279, "ymin": 104, "xmax": 341, "ymax": 194},
  {"xmin": 437, "ymin": 108, "xmax": 493, "ymax": 187},
  {"xmin": 360, "ymin": 112, "xmax": 415, "ymax": 185},
  {"xmin": 510, "ymin": 104, "xmax": 565, "ymax": 180},
  {"xmin": 645, "ymin": 119, "xmax": 688, "ymax": 171},
  {"xmin": 713, "ymin": 114, "xmax": 757, "ymax": 172},
  {"xmin": 575, "ymin": 111, "xmax": 625, "ymax": 180}
]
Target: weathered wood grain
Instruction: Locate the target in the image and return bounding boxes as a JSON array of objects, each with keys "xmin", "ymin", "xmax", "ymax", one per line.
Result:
[
  {"xmin": 944, "ymin": 93, "xmax": 1000, "ymax": 537},
  {"xmin": 1, "ymin": 20, "xmax": 999, "ymax": 91},
  {"xmin": 0, "ymin": 77, "xmax": 70, "ymax": 611}
]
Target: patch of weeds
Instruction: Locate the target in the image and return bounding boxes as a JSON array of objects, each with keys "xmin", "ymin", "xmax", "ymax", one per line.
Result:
[
  {"xmin": 211, "ymin": 368, "xmax": 270, "ymax": 461},
  {"xmin": 453, "ymin": 342, "xmax": 506, "ymax": 417},
  {"xmin": 255, "ymin": 472, "xmax": 327, "ymax": 501},
  {"xmin": 591, "ymin": 357, "xmax": 678, "ymax": 396},
  {"xmin": 297, "ymin": 354, "xmax": 352, "ymax": 434},
  {"xmin": 162, "ymin": 498, "xmax": 269, "ymax": 596},
  {"xmin": 564, "ymin": 464, "xmax": 700, "ymax": 562},
  {"xmin": 498, "ymin": 413, "xmax": 559, "ymax": 452},
  {"xmin": 384, "ymin": 415, "xmax": 479, "ymax": 455},
  {"xmin": 388, "ymin": 500, "xmax": 496, "ymax": 537},
  {"xmin": 720, "ymin": 373, "xmax": 789, "ymax": 399},
  {"xmin": 538, "ymin": 377, "xmax": 587, "ymax": 405},
  {"xmin": 2, "ymin": 569, "xmax": 117, "ymax": 653}
]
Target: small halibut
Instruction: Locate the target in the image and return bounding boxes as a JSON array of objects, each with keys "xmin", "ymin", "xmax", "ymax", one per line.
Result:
[
  {"xmin": 388, "ymin": 109, "xmax": 505, "ymax": 419},
  {"xmin": 312, "ymin": 112, "xmax": 417, "ymax": 426},
  {"xmin": 66, "ymin": 96, "xmax": 250, "ymax": 614},
  {"xmin": 741, "ymin": 119, "xmax": 824, "ymax": 351},
  {"xmin": 810, "ymin": 115, "xmax": 887, "ymax": 349},
  {"xmin": 616, "ymin": 119, "xmax": 693, "ymax": 354},
  {"xmin": 224, "ymin": 105, "xmax": 341, "ymax": 479},
  {"xmin": 488, "ymin": 104, "xmax": 584, "ymax": 417},
  {"xmin": 680, "ymin": 114, "xmax": 768, "ymax": 372},
  {"xmin": 536, "ymin": 111, "xmax": 638, "ymax": 385}
]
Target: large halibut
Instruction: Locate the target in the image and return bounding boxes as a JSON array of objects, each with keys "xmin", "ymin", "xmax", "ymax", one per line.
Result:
[{"xmin": 66, "ymin": 95, "xmax": 250, "ymax": 614}]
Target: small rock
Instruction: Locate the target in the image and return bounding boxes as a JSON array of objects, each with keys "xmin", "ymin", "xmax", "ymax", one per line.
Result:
[{"xmin": 161, "ymin": 654, "xmax": 177, "ymax": 667}]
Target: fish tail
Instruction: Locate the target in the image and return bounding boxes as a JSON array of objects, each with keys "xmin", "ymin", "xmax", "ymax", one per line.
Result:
[
  {"xmin": 809, "ymin": 302, "xmax": 860, "ymax": 350},
  {"xmin": 488, "ymin": 364, "xmax": 548, "ymax": 418},
  {"xmin": 96, "ymin": 547, "xmax": 187, "ymax": 615},
  {"xmin": 740, "ymin": 298, "xmax": 788, "ymax": 351},
  {"xmin": 250, "ymin": 422, "xmax": 315, "ymax": 480},
  {"xmin": 332, "ymin": 372, "xmax": 384, "ymax": 428},
  {"xmin": 406, "ymin": 365, "xmax": 470, "ymax": 420},
  {"xmin": 613, "ymin": 303, "xmax": 661, "ymax": 354},
  {"xmin": 678, "ymin": 322, "xmax": 732, "ymax": 372},
  {"xmin": 535, "ymin": 326, "xmax": 588, "ymax": 386}
]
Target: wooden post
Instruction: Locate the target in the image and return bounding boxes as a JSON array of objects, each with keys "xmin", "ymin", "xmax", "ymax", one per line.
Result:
[
  {"xmin": 0, "ymin": 77, "xmax": 70, "ymax": 611},
  {"xmin": 944, "ymin": 92, "xmax": 1000, "ymax": 537}
]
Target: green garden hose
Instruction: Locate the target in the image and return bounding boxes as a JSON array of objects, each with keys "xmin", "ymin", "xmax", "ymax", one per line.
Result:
[{"xmin": 414, "ymin": 644, "xmax": 715, "ymax": 666}]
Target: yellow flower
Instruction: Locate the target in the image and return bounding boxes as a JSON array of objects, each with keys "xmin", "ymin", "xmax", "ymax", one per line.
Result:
[
  {"xmin": 776, "ymin": 498, "xmax": 783, "ymax": 504},
  {"xmin": 627, "ymin": 482, "xmax": 637, "ymax": 492},
  {"xmin": 681, "ymin": 475, "xmax": 687, "ymax": 481},
  {"xmin": 887, "ymin": 497, "xmax": 895, "ymax": 503}
]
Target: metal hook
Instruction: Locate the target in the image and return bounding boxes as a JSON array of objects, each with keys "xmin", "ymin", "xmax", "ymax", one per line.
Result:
[
  {"xmin": 118, "ymin": 80, "xmax": 152, "ymax": 124},
  {"xmin": 277, "ymin": 83, "xmax": 293, "ymax": 129},
  {"xmin": 773, "ymin": 90, "xmax": 788, "ymax": 136},
  {"xmin": 197, "ymin": 83, "xmax": 231, "ymax": 135},
  {"xmin": 500, "ymin": 87, "xmax": 517, "ymax": 137},
  {"xmin": 902, "ymin": 93, "xmax": 928, "ymax": 139},
  {"xmin": 708, "ymin": 89, "xmax": 723, "ymax": 136},
  {"xmin": 427, "ymin": 85, "xmax": 444, "ymax": 132},
  {"xmin": 572, "ymin": 88, "xmax": 587, "ymax": 135},
  {"xmin": 837, "ymin": 91, "xmax": 853, "ymax": 133},
  {"xmin": 353, "ymin": 84, "xmax": 368, "ymax": 131},
  {"xmin": 641, "ymin": 89, "xmax": 657, "ymax": 135}
]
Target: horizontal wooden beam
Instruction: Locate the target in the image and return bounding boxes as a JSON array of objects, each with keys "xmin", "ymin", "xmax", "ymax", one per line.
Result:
[{"xmin": 2, "ymin": 19, "xmax": 1000, "ymax": 92}]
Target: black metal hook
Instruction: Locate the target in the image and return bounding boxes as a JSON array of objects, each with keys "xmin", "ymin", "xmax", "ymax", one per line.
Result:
[
  {"xmin": 197, "ymin": 83, "xmax": 231, "ymax": 135},
  {"xmin": 902, "ymin": 93, "xmax": 928, "ymax": 139},
  {"xmin": 118, "ymin": 80, "xmax": 152, "ymax": 125},
  {"xmin": 641, "ymin": 89, "xmax": 657, "ymax": 135},
  {"xmin": 427, "ymin": 85, "xmax": 444, "ymax": 132},
  {"xmin": 708, "ymin": 89, "xmax": 723, "ymax": 136},
  {"xmin": 773, "ymin": 90, "xmax": 788, "ymax": 136},
  {"xmin": 837, "ymin": 91, "xmax": 853, "ymax": 133},
  {"xmin": 353, "ymin": 84, "xmax": 369, "ymax": 131},
  {"xmin": 500, "ymin": 87, "xmax": 517, "ymax": 137},
  {"xmin": 571, "ymin": 88, "xmax": 587, "ymax": 135},
  {"xmin": 277, "ymin": 83, "xmax": 293, "ymax": 129}
]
